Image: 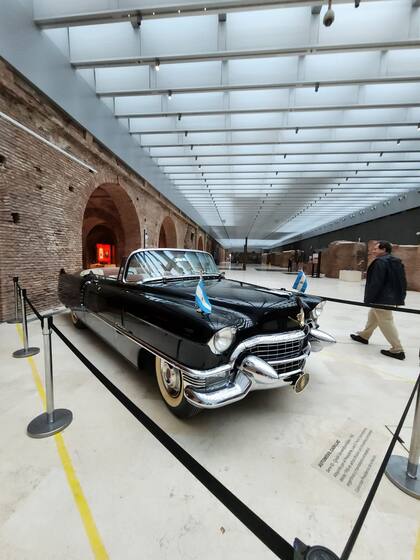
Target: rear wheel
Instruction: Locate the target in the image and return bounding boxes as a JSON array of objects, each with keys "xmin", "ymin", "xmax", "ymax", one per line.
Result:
[
  {"xmin": 155, "ymin": 357, "xmax": 200, "ymax": 418},
  {"xmin": 70, "ymin": 310, "xmax": 86, "ymax": 329}
]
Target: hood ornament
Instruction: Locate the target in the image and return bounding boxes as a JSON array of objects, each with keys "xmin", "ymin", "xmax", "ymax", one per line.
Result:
[
  {"xmin": 297, "ymin": 306, "xmax": 305, "ymax": 327},
  {"xmin": 295, "ymin": 295, "xmax": 305, "ymax": 327}
]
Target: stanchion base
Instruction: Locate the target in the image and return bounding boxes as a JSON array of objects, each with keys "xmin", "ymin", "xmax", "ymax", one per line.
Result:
[
  {"xmin": 27, "ymin": 409, "xmax": 73, "ymax": 438},
  {"xmin": 385, "ymin": 455, "xmax": 420, "ymax": 500},
  {"xmin": 7, "ymin": 318, "xmax": 21, "ymax": 324},
  {"xmin": 13, "ymin": 347, "xmax": 40, "ymax": 358}
]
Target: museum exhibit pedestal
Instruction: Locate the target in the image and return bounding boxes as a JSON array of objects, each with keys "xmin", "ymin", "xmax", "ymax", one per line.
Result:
[{"xmin": 339, "ymin": 270, "xmax": 362, "ymax": 282}]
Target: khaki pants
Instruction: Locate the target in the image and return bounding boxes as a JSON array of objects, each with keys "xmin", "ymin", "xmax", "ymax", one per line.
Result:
[{"xmin": 358, "ymin": 308, "xmax": 403, "ymax": 353}]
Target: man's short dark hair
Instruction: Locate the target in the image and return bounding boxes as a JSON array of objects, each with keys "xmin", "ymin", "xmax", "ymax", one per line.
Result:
[{"xmin": 377, "ymin": 240, "xmax": 392, "ymax": 254}]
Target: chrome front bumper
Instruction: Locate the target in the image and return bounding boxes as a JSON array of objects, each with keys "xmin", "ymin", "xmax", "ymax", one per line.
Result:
[{"xmin": 184, "ymin": 327, "xmax": 335, "ymax": 409}]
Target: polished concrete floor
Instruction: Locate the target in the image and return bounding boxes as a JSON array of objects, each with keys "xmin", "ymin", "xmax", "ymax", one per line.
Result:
[{"xmin": 1, "ymin": 269, "xmax": 419, "ymax": 560}]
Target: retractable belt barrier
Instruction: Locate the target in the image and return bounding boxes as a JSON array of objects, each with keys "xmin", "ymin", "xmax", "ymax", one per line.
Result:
[
  {"xmin": 11, "ymin": 283, "xmax": 420, "ymax": 559},
  {"xmin": 51, "ymin": 322, "xmax": 297, "ymax": 560},
  {"xmin": 313, "ymin": 295, "xmax": 420, "ymax": 315}
]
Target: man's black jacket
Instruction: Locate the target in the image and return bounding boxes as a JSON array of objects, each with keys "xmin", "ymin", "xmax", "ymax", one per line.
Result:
[{"xmin": 364, "ymin": 254, "xmax": 407, "ymax": 305}]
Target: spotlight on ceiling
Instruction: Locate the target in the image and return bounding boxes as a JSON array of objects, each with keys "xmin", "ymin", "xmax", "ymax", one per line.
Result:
[
  {"xmin": 154, "ymin": 58, "xmax": 160, "ymax": 71},
  {"xmin": 323, "ymin": 0, "xmax": 335, "ymax": 26},
  {"xmin": 417, "ymin": 123, "xmax": 420, "ymax": 130},
  {"xmin": 295, "ymin": 127, "xmax": 299, "ymax": 134},
  {"xmin": 315, "ymin": 82, "xmax": 320, "ymax": 92},
  {"xmin": 397, "ymin": 139, "xmax": 401, "ymax": 144},
  {"xmin": 178, "ymin": 113, "xmax": 181, "ymax": 121},
  {"xmin": 355, "ymin": 0, "xmax": 360, "ymax": 6},
  {"xmin": 168, "ymin": 90, "xmax": 172, "ymax": 99}
]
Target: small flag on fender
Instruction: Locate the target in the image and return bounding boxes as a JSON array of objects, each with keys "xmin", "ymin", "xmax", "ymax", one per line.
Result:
[
  {"xmin": 195, "ymin": 278, "xmax": 212, "ymax": 314},
  {"xmin": 292, "ymin": 270, "xmax": 308, "ymax": 293}
]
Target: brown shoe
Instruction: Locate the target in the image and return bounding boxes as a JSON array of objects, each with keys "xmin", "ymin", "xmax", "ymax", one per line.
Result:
[
  {"xmin": 381, "ymin": 350, "xmax": 405, "ymax": 360},
  {"xmin": 350, "ymin": 334, "xmax": 369, "ymax": 345}
]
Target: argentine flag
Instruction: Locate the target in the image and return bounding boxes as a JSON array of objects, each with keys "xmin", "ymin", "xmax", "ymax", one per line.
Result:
[
  {"xmin": 195, "ymin": 278, "xmax": 212, "ymax": 314},
  {"xmin": 292, "ymin": 270, "xmax": 308, "ymax": 293}
]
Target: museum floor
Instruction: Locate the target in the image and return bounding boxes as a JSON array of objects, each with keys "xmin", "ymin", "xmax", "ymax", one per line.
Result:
[{"xmin": 1, "ymin": 269, "xmax": 419, "ymax": 560}]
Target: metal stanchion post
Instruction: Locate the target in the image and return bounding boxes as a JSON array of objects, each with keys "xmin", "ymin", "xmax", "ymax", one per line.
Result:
[
  {"xmin": 12, "ymin": 288, "xmax": 40, "ymax": 358},
  {"xmin": 385, "ymin": 375, "xmax": 420, "ymax": 499},
  {"xmin": 27, "ymin": 316, "xmax": 73, "ymax": 438},
  {"xmin": 294, "ymin": 538, "xmax": 339, "ymax": 559},
  {"xmin": 7, "ymin": 277, "xmax": 21, "ymax": 324}
]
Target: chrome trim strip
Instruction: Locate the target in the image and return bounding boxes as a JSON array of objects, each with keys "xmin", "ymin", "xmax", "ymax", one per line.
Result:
[
  {"xmin": 230, "ymin": 330, "xmax": 306, "ymax": 362},
  {"xmin": 184, "ymin": 371, "xmax": 252, "ymax": 409},
  {"xmin": 266, "ymin": 347, "xmax": 310, "ymax": 366},
  {"xmin": 308, "ymin": 328, "xmax": 336, "ymax": 352}
]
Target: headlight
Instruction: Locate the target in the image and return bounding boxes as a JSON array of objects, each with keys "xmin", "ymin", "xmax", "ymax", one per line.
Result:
[
  {"xmin": 312, "ymin": 300, "xmax": 326, "ymax": 319},
  {"xmin": 208, "ymin": 327, "xmax": 236, "ymax": 354}
]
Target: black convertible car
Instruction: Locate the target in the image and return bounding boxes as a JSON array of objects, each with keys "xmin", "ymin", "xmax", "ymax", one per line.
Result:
[{"xmin": 58, "ymin": 249, "xmax": 335, "ymax": 417}]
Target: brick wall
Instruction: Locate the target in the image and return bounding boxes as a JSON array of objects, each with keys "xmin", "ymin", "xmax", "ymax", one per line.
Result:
[{"xmin": 0, "ymin": 60, "xmax": 217, "ymax": 321}]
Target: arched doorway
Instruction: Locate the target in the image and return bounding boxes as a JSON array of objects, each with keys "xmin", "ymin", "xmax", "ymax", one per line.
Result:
[
  {"xmin": 158, "ymin": 216, "xmax": 177, "ymax": 248},
  {"xmin": 197, "ymin": 236, "xmax": 204, "ymax": 251},
  {"xmin": 82, "ymin": 184, "xmax": 140, "ymax": 268}
]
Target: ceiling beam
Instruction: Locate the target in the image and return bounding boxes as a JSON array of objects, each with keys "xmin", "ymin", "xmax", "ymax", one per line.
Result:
[
  {"xmin": 71, "ymin": 40, "xmax": 420, "ymax": 68},
  {"xmin": 133, "ymin": 123, "xmax": 420, "ymax": 136},
  {"xmin": 100, "ymin": 75, "xmax": 420, "ymax": 98},
  {"xmin": 33, "ymin": 0, "xmax": 379, "ymax": 28},
  {"xmin": 140, "ymin": 137, "xmax": 420, "ymax": 147},
  {"xmin": 159, "ymin": 159, "xmax": 420, "ymax": 166},
  {"xmin": 122, "ymin": 102, "xmax": 420, "ymax": 120}
]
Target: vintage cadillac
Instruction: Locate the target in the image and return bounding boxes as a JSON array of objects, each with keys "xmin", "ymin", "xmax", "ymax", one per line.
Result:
[{"xmin": 58, "ymin": 249, "xmax": 335, "ymax": 418}]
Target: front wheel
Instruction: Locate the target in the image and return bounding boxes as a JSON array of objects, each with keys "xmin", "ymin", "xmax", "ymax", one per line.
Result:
[{"xmin": 155, "ymin": 357, "xmax": 200, "ymax": 418}]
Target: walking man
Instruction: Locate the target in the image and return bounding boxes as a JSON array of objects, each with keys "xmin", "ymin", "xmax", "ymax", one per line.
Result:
[{"xmin": 350, "ymin": 240, "xmax": 407, "ymax": 360}]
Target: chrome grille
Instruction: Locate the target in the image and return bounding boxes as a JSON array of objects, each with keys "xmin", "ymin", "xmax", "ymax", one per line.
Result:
[
  {"xmin": 272, "ymin": 360, "xmax": 305, "ymax": 375},
  {"xmin": 183, "ymin": 372, "xmax": 206, "ymax": 389},
  {"xmin": 250, "ymin": 337, "xmax": 304, "ymax": 361}
]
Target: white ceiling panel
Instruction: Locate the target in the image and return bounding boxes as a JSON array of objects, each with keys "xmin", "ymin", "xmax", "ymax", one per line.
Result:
[{"xmin": 26, "ymin": 0, "xmax": 420, "ymax": 248}]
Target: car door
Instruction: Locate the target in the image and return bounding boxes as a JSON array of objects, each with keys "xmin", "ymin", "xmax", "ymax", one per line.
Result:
[{"xmin": 83, "ymin": 275, "xmax": 122, "ymax": 352}]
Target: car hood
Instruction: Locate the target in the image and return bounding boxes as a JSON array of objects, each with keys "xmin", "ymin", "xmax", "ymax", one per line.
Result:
[{"xmin": 144, "ymin": 277, "xmax": 320, "ymax": 334}]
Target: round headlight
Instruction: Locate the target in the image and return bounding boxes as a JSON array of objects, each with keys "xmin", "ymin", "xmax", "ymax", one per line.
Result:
[
  {"xmin": 312, "ymin": 300, "xmax": 326, "ymax": 318},
  {"xmin": 208, "ymin": 327, "xmax": 236, "ymax": 354}
]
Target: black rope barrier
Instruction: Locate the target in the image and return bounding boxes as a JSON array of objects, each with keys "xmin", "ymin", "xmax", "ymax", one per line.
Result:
[
  {"xmin": 24, "ymin": 293, "xmax": 44, "ymax": 322},
  {"xmin": 316, "ymin": 295, "xmax": 420, "ymax": 315},
  {"xmin": 340, "ymin": 372, "xmax": 420, "ymax": 560},
  {"xmin": 15, "ymin": 287, "xmax": 420, "ymax": 559},
  {"xmin": 50, "ymin": 322, "xmax": 295, "ymax": 560}
]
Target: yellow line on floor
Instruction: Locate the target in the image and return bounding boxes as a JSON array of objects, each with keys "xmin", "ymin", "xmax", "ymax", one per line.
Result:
[
  {"xmin": 414, "ymin": 526, "xmax": 420, "ymax": 560},
  {"xmin": 16, "ymin": 325, "xmax": 109, "ymax": 560}
]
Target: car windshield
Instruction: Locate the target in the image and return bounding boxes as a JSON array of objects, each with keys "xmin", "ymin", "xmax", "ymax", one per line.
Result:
[{"xmin": 125, "ymin": 250, "xmax": 219, "ymax": 283}]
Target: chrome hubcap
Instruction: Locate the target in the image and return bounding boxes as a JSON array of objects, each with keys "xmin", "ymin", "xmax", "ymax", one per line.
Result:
[{"xmin": 160, "ymin": 361, "xmax": 182, "ymax": 397}]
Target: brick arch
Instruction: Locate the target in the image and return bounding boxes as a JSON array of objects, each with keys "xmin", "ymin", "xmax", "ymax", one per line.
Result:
[
  {"xmin": 158, "ymin": 216, "xmax": 177, "ymax": 248},
  {"xmin": 82, "ymin": 182, "xmax": 141, "ymax": 267},
  {"xmin": 197, "ymin": 236, "xmax": 204, "ymax": 251}
]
